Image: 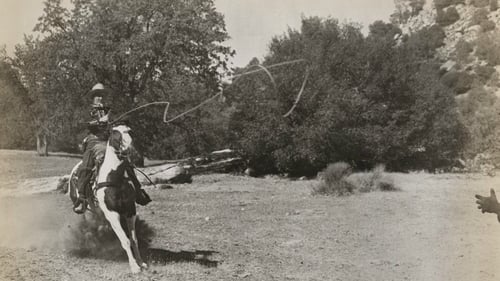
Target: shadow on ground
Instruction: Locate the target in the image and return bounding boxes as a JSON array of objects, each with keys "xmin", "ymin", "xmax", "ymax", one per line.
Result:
[{"xmin": 146, "ymin": 248, "xmax": 219, "ymax": 267}]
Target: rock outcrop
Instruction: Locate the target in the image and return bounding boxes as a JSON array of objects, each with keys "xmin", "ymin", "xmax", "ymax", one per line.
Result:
[{"xmin": 392, "ymin": 0, "xmax": 500, "ymax": 96}]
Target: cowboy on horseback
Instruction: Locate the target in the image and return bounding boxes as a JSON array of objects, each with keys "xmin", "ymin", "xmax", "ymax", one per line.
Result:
[{"xmin": 73, "ymin": 83, "xmax": 151, "ymax": 214}]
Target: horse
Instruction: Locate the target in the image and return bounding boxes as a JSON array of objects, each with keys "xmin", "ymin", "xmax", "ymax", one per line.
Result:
[{"xmin": 68, "ymin": 124, "xmax": 147, "ymax": 273}]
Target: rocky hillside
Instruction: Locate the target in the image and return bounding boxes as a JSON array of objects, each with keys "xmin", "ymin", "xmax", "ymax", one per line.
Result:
[
  {"xmin": 392, "ymin": 0, "xmax": 500, "ymax": 163},
  {"xmin": 392, "ymin": 0, "xmax": 500, "ymax": 97}
]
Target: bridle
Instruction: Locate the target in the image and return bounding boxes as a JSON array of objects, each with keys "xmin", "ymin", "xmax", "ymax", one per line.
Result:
[
  {"xmin": 115, "ymin": 146, "xmax": 130, "ymax": 161},
  {"xmin": 109, "ymin": 125, "xmax": 133, "ymax": 161}
]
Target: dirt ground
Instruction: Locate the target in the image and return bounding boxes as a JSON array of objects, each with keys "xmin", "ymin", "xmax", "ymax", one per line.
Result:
[{"xmin": 1, "ymin": 150, "xmax": 500, "ymax": 281}]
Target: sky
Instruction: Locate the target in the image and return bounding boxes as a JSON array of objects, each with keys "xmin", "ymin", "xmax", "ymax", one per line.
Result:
[{"xmin": 0, "ymin": 0, "xmax": 395, "ymax": 67}]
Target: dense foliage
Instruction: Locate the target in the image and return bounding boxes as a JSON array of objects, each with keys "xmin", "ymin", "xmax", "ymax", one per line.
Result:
[
  {"xmin": 0, "ymin": 54, "xmax": 35, "ymax": 149},
  {"xmin": 434, "ymin": 0, "xmax": 466, "ymax": 9},
  {"xmin": 227, "ymin": 19, "xmax": 466, "ymax": 175},
  {"xmin": 1, "ymin": 3, "xmax": 470, "ymax": 175},
  {"xmin": 436, "ymin": 7, "xmax": 460, "ymax": 27},
  {"xmin": 11, "ymin": 0, "xmax": 234, "ymax": 157}
]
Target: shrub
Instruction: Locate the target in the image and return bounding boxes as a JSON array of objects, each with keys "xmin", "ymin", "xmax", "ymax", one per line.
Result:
[
  {"xmin": 454, "ymin": 39, "xmax": 473, "ymax": 63},
  {"xmin": 434, "ymin": 0, "xmax": 465, "ymax": 9},
  {"xmin": 434, "ymin": 0, "xmax": 451, "ymax": 9},
  {"xmin": 457, "ymin": 87, "xmax": 500, "ymax": 157},
  {"xmin": 471, "ymin": 8, "xmax": 489, "ymax": 26},
  {"xmin": 436, "ymin": 7, "xmax": 460, "ymax": 26},
  {"xmin": 481, "ymin": 20, "xmax": 496, "ymax": 31},
  {"xmin": 321, "ymin": 162, "xmax": 352, "ymax": 182},
  {"xmin": 492, "ymin": 0, "xmax": 499, "ymax": 11},
  {"xmin": 475, "ymin": 33, "xmax": 500, "ymax": 65},
  {"xmin": 472, "ymin": 0, "xmax": 490, "ymax": 7},
  {"xmin": 313, "ymin": 162, "xmax": 355, "ymax": 196},
  {"xmin": 475, "ymin": 65, "xmax": 496, "ymax": 82},
  {"xmin": 348, "ymin": 164, "xmax": 398, "ymax": 193},
  {"xmin": 407, "ymin": 25, "xmax": 446, "ymax": 55},
  {"xmin": 313, "ymin": 163, "xmax": 398, "ymax": 196},
  {"xmin": 410, "ymin": 0, "xmax": 426, "ymax": 14},
  {"xmin": 441, "ymin": 70, "xmax": 475, "ymax": 94}
]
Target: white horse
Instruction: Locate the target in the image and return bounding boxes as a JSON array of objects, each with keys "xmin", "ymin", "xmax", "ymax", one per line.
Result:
[{"xmin": 68, "ymin": 124, "xmax": 147, "ymax": 273}]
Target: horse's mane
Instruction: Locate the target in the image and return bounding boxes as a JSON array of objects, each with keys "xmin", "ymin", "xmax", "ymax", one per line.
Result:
[{"xmin": 109, "ymin": 129, "xmax": 122, "ymax": 151}]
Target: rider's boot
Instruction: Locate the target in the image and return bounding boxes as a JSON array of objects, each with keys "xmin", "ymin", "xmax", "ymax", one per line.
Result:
[
  {"xmin": 73, "ymin": 167, "xmax": 92, "ymax": 214},
  {"xmin": 73, "ymin": 196, "xmax": 88, "ymax": 214}
]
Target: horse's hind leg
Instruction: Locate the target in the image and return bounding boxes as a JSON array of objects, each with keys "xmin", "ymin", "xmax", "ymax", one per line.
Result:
[
  {"xmin": 126, "ymin": 215, "xmax": 147, "ymax": 269},
  {"xmin": 97, "ymin": 193, "xmax": 141, "ymax": 273}
]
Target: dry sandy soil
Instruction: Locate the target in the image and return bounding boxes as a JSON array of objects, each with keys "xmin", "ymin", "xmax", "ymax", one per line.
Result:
[{"xmin": 1, "ymin": 150, "xmax": 500, "ymax": 281}]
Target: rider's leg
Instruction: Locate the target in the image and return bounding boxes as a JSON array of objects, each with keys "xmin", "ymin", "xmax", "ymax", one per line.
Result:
[
  {"xmin": 73, "ymin": 149, "xmax": 95, "ymax": 214},
  {"xmin": 125, "ymin": 163, "xmax": 151, "ymax": 206}
]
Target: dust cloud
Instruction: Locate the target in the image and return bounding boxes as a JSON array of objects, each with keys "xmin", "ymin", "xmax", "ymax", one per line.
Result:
[{"xmin": 0, "ymin": 194, "xmax": 154, "ymax": 260}]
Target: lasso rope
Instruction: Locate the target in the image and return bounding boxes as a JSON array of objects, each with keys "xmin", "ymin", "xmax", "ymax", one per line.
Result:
[
  {"xmin": 114, "ymin": 58, "xmax": 309, "ymax": 123},
  {"xmin": 113, "ymin": 101, "xmax": 170, "ymax": 124},
  {"xmin": 283, "ymin": 67, "xmax": 310, "ymax": 117},
  {"xmin": 163, "ymin": 90, "xmax": 223, "ymax": 124}
]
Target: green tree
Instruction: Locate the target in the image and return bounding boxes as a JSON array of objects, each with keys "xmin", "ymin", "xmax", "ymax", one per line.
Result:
[
  {"xmin": 13, "ymin": 0, "xmax": 233, "ymax": 157},
  {"xmin": 0, "ymin": 51, "xmax": 35, "ymax": 150},
  {"xmin": 228, "ymin": 18, "xmax": 466, "ymax": 175}
]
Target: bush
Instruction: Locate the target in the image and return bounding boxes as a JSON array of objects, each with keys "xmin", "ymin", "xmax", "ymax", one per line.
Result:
[
  {"xmin": 434, "ymin": 0, "xmax": 465, "ymax": 9},
  {"xmin": 313, "ymin": 162, "xmax": 355, "ymax": 196},
  {"xmin": 320, "ymin": 162, "xmax": 352, "ymax": 183},
  {"xmin": 475, "ymin": 65, "xmax": 496, "ymax": 82},
  {"xmin": 454, "ymin": 39, "xmax": 473, "ymax": 63},
  {"xmin": 471, "ymin": 8, "xmax": 489, "ymax": 26},
  {"xmin": 475, "ymin": 33, "xmax": 500, "ymax": 65},
  {"xmin": 441, "ymin": 70, "xmax": 475, "ymax": 94},
  {"xmin": 492, "ymin": 0, "xmax": 499, "ymax": 11},
  {"xmin": 472, "ymin": 0, "xmax": 490, "ymax": 7},
  {"xmin": 436, "ymin": 7, "xmax": 460, "ymax": 26},
  {"xmin": 410, "ymin": 0, "xmax": 426, "ymax": 14},
  {"xmin": 313, "ymin": 163, "xmax": 398, "ymax": 196},
  {"xmin": 457, "ymin": 87, "xmax": 500, "ymax": 157},
  {"xmin": 406, "ymin": 25, "xmax": 446, "ymax": 56},
  {"xmin": 481, "ymin": 20, "xmax": 496, "ymax": 32},
  {"xmin": 348, "ymin": 164, "xmax": 398, "ymax": 193}
]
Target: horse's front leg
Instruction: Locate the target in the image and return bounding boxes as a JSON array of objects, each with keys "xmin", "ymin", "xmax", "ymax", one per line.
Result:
[
  {"xmin": 97, "ymin": 190, "xmax": 141, "ymax": 273},
  {"xmin": 126, "ymin": 215, "xmax": 147, "ymax": 269}
]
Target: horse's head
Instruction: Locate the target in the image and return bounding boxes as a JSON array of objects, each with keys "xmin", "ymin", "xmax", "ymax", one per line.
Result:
[{"xmin": 109, "ymin": 125, "xmax": 134, "ymax": 160}]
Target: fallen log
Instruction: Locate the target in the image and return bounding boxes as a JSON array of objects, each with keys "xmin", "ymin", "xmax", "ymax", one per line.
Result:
[
  {"xmin": 190, "ymin": 157, "xmax": 245, "ymax": 174},
  {"xmin": 56, "ymin": 148, "xmax": 244, "ymax": 192},
  {"xmin": 137, "ymin": 163, "xmax": 192, "ymax": 184}
]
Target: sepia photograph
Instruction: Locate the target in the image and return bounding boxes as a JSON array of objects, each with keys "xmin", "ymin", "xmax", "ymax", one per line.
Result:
[{"xmin": 1, "ymin": 0, "xmax": 500, "ymax": 280}]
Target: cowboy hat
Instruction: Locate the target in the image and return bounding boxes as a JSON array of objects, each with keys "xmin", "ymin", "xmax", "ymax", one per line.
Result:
[{"xmin": 87, "ymin": 83, "xmax": 112, "ymax": 98}]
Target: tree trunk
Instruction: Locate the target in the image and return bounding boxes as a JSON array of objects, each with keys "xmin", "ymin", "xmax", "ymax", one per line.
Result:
[{"xmin": 36, "ymin": 133, "xmax": 49, "ymax": 157}]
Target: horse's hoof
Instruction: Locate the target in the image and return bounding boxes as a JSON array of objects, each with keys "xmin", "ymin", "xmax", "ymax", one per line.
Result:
[{"xmin": 130, "ymin": 264, "xmax": 141, "ymax": 274}]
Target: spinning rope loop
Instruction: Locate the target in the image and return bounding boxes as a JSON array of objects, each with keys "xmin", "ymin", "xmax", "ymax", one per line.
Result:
[{"xmin": 113, "ymin": 58, "xmax": 309, "ymax": 124}]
